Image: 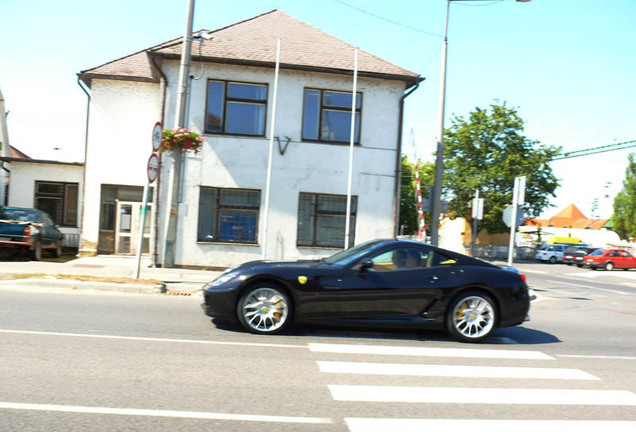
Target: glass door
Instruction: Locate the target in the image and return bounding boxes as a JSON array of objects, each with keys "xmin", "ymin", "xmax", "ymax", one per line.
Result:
[{"xmin": 115, "ymin": 201, "xmax": 151, "ymax": 255}]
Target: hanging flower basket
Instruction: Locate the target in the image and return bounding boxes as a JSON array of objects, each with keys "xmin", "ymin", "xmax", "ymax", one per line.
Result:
[{"xmin": 160, "ymin": 128, "xmax": 205, "ymax": 154}]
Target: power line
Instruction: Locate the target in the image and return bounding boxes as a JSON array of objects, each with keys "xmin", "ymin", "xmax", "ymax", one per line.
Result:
[
  {"xmin": 552, "ymin": 139, "xmax": 636, "ymax": 161},
  {"xmin": 332, "ymin": 0, "xmax": 442, "ymax": 38}
]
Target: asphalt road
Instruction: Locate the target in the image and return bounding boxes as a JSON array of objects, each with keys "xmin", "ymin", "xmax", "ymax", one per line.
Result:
[{"xmin": 0, "ymin": 263, "xmax": 634, "ymax": 431}]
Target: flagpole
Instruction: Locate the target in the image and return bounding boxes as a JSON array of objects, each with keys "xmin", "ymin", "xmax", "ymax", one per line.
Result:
[
  {"xmin": 261, "ymin": 38, "xmax": 281, "ymax": 260},
  {"xmin": 344, "ymin": 48, "xmax": 358, "ymax": 249}
]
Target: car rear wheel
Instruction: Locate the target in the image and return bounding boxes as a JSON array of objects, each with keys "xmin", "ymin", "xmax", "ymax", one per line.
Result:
[
  {"xmin": 447, "ymin": 291, "xmax": 497, "ymax": 343},
  {"xmin": 605, "ymin": 262, "xmax": 614, "ymax": 271},
  {"xmin": 549, "ymin": 256, "xmax": 557, "ymax": 264},
  {"xmin": 29, "ymin": 239, "xmax": 42, "ymax": 261},
  {"xmin": 53, "ymin": 240, "xmax": 63, "ymax": 258},
  {"xmin": 237, "ymin": 284, "xmax": 291, "ymax": 334}
]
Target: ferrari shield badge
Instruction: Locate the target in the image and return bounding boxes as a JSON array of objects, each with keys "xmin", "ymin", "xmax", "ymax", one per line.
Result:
[{"xmin": 298, "ymin": 276, "xmax": 308, "ymax": 285}]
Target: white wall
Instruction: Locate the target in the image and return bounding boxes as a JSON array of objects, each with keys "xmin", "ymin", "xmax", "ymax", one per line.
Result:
[
  {"xmin": 81, "ymin": 80, "xmax": 163, "ymax": 253},
  {"xmin": 157, "ymin": 61, "xmax": 407, "ymax": 266}
]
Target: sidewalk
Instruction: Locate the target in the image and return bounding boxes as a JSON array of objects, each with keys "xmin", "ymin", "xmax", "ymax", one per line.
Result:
[{"xmin": 0, "ymin": 255, "xmax": 222, "ymax": 295}]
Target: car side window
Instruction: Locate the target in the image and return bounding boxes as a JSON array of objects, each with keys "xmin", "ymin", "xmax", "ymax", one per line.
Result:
[{"xmin": 367, "ymin": 247, "xmax": 431, "ymax": 272}]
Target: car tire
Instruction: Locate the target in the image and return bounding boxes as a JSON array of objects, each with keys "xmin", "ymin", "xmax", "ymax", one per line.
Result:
[
  {"xmin": 549, "ymin": 256, "xmax": 557, "ymax": 264},
  {"xmin": 446, "ymin": 290, "xmax": 497, "ymax": 343},
  {"xmin": 237, "ymin": 283, "xmax": 291, "ymax": 335},
  {"xmin": 53, "ymin": 240, "xmax": 63, "ymax": 258},
  {"xmin": 605, "ymin": 262, "xmax": 614, "ymax": 271},
  {"xmin": 29, "ymin": 239, "xmax": 42, "ymax": 261}
]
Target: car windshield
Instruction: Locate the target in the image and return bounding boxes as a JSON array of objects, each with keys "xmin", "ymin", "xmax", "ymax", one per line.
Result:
[
  {"xmin": 590, "ymin": 249, "xmax": 604, "ymax": 256},
  {"xmin": 0, "ymin": 209, "xmax": 39, "ymax": 222},
  {"xmin": 323, "ymin": 239, "xmax": 385, "ymax": 266}
]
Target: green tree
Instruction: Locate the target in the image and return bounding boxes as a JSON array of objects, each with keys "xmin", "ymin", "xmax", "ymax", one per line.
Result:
[
  {"xmin": 612, "ymin": 153, "xmax": 636, "ymax": 240},
  {"xmin": 399, "ymin": 156, "xmax": 433, "ymax": 235},
  {"xmin": 442, "ymin": 102, "xmax": 561, "ymax": 234}
]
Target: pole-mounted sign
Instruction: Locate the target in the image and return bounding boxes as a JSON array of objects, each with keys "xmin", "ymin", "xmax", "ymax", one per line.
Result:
[{"xmin": 147, "ymin": 153, "xmax": 159, "ymax": 184}]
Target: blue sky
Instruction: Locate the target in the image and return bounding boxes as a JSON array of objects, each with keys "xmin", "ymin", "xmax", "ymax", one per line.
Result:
[{"xmin": 1, "ymin": 0, "xmax": 634, "ymax": 219}]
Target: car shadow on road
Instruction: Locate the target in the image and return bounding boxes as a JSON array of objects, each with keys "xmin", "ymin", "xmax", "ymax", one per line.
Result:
[{"xmin": 211, "ymin": 318, "xmax": 561, "ymax": 346}]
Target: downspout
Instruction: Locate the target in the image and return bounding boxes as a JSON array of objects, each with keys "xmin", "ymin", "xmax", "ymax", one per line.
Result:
[
  {"xmin": 393, "ymin": 80, "xmax": 422, "ymax": 238},
  {"xmin": 149, "ymin": 51, "xmax": 169, "ymax": 267},
  {"xmin": 76, "ymin": 77, "xmax": 91, "ymax": 255}
]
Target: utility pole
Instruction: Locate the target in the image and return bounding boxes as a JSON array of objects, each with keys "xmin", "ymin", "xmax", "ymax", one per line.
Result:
[{"xmin": 164, "ymin": 0, "xmax": 195, "ymax": 267}]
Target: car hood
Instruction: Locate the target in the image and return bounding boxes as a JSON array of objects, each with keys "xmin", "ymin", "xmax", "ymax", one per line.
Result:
[{"xmin": 232, "ymin": 259, "xmax": 324, "ymax": 273}]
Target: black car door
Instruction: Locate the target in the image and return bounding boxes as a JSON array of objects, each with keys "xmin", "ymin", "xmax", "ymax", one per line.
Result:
[{"xmin": 325, "ymin": 246, "xmax": 456, "ymax": 319}]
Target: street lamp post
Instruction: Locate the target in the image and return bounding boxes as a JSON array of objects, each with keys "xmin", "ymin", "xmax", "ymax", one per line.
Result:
[{"xmin": 429, "ymin": 0, "xmax": 531, "ymax": 247}]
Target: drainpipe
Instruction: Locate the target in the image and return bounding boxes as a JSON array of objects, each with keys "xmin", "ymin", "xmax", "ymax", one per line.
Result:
[
  {"xmin": 149, "ymin": 51, "xmax": 169, "ymax": 268},
  {"xmin": 76, "ymin": 77, "xmax": 91, "ymax": 255},
  {"xmin": 393, "ymin": 80, "xmax": 422, "ymax": 238}
]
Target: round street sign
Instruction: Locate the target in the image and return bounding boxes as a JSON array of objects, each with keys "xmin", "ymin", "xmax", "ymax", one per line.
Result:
[
  {"xmin": 147, "ymin": 153, "xmax": 159, "ymax": 183},
  {"xmin": 151, "ymin": 122, "xmax": 162, "ymax": 152}
]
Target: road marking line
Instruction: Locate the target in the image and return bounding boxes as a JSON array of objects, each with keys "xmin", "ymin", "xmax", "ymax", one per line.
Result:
[
  {"xmin": 309, "ymin": 343, "xmax": 554, "ymax": 360},
  {"xmin": 0, "ymin": 329, "xmax": 306, "ymax": 349},
  {"xmin": 546, "ymin": 280, "xmax": 631, "ymax": 295},
  {"xmin": 0, "ymin": 402, "xmax": 332, "ymax": 424},
  {"xmin": 329, "ymin": 385, "xmax": 636, "ymax": 405},
  {"xmin": 558, "ymin": 354, "xmax": 636, "ymax": 361},
  {"xmin": 318, "ymin": 361, "xmax": 599, "ymax": 380},
  {"xmin": 345, "ymin": 419, "xmax": 636, "ymax": 432}
]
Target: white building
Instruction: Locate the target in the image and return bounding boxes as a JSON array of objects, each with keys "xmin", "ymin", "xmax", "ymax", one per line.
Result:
[
  {"xmin": 77, "ymin": 9, "xmax": 422, "ymax": 267},
  {"xmin": 0, "ymin": 157, "xmax": 83, "ymax": 248}
]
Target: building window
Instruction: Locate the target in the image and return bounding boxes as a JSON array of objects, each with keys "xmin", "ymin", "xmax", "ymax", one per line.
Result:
[
  {"xmin": 205, "ymin": 80, "xmax": 267, "ymax": 136},
  {"xmin": 198, "ymin": 187, "xmax": 261, "ymax": 243},
  {"xmin": 302, "ymin": 88, "xmax": 361, "ymax": 143},
  {"xmin": 34, "ymin": 181, "xmax": 79, "ymax": 227},
  {"xmin": 297, "ymin": 193, "xmax": 357, "ymax": 248}
]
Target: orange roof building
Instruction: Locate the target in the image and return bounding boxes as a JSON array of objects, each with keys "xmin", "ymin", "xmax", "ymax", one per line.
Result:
[{"xmin": 526, "ymin": 204, "xmax": 608, "ymax": 230}]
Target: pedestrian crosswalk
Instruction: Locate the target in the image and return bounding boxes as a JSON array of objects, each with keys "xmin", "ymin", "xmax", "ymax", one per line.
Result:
[{"xmin": 308, "ymin": 342, "xmax": 636, "ymax": 432}]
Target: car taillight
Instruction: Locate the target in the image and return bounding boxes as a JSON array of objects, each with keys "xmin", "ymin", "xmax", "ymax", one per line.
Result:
[
  {"xmin": 24, "ymin": 226, "xmax": 30, "ymax": 236},
  {"xmin": 520, "ymin": 274, "xmax": 527, "ymax": 282}
]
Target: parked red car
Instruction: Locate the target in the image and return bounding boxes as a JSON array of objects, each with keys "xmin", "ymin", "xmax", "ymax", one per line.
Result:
[{"xmin": 583, "ymin": 248, "xmax": 636, "ymax": 271}]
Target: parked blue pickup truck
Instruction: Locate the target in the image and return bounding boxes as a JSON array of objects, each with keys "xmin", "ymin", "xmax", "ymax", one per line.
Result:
[{"xmin": 0, "ymin": 207, "xmax": 64, "ymax": 260}]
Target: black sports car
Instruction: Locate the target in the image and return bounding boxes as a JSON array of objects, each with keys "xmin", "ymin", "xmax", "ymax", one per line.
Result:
[{"xmin": 201, "ymin": 239, "xmax": 531, "ymax": 343}]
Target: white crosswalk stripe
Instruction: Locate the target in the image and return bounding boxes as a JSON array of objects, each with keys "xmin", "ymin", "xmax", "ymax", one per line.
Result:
[
  {"xmin": 329, "ymin": 385, "xmax": 636, "ymax": 405},
  {"xmin": 318, "ymin": 360, "xmax": 599, "ymax": 380},
  {"xmin": 311, "ymin": 342, "xmax": 636, "ymax": 431},
  {"xmin": 345, "ymin": 419, "xmax": 636, "ymax": 432},
  {"xmin": 308, "ymin": 342, "xmax": 554, "ymax": 360}
]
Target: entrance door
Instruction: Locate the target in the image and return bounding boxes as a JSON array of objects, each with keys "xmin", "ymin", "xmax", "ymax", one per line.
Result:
[{"xmin": 115, "ymin": 201, "xmax": 151, "ymax": 255}]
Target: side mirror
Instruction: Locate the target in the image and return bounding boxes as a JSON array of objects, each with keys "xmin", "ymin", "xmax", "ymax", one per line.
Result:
[{"xmin": 359, "ymin": 259, "xmax": 374, "ymax": 271}]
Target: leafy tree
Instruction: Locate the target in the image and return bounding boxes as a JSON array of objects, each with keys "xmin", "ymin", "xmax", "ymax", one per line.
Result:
[
  {"xmin": 399, "ymin": 156, "xmax": 433, "ymax": 235},
  {"xmin": 612, "ymin": 153, "xmax": 636, "ymax": 240},
  {"xmin": 442, "ymin": 102, "xmax": 561, "ymax": 234}
]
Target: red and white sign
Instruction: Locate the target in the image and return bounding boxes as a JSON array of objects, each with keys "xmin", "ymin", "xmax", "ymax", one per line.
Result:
[
  {"xmin": 147, "ymin": 153, "xmax": 159, "ymax": 183},
  {"xmin": 151, "ymin": 122, "xmax": 162, "ymax": 152}
]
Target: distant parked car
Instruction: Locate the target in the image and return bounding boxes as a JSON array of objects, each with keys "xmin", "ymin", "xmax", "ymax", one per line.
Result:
[
  {"xmin": 583, "ymin": 248, "xmax": 636, "ymax": 271},
  {"xmin": 535, "ymin": 244, "xmax": 568, "ymax": 264},
  {"xmin": 563, "ymin": 246, "xmax": 598, "ymax": 267},
  {"xmin": 0, "ymin": 206, "xmax": 64, "ymax": 260}
]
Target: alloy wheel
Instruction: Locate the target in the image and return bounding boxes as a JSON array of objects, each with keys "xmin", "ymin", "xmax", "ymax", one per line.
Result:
[{"xmin": 239, "ymin": 286, "xmax": 289, "ymax": 334}]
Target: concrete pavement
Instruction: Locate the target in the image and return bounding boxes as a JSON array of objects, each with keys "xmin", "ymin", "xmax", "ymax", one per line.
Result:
[{"xmin": 0, "ymin": 255, "xmax": 223, "ymax": 295}]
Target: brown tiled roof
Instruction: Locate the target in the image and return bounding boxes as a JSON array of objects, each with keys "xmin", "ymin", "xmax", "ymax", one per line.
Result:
[
  {"xmin": 79, "ymin": 9, "xmax": 421, "ymax": 86},
  {"xmin": 9, "ymin": 145, "xmax": 30, "ymax": 159}
]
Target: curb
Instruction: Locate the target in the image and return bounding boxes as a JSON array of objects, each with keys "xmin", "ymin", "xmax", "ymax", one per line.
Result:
[{"xmin": 0, "ymin": 278, "xmax": 166, "ymax": 294}]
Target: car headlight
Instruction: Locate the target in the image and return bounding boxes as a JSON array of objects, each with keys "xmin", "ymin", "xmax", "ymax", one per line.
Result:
[{"xmin": 202, "ymin": 268, "xmax": 241, "ymax": 290}]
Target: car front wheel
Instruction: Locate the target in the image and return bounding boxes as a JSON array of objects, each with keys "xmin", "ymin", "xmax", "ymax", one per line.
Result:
[
  {"xmin": 237, "ymin": 284, "xmax": 291, "ymax": 334},
  {"xmin": 447, "ymin": 291, "xmax": 497, "ymax": 343},
  {"xmin": 605, "ymin": 262, "xmax": 614, "ymax": 271}
]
